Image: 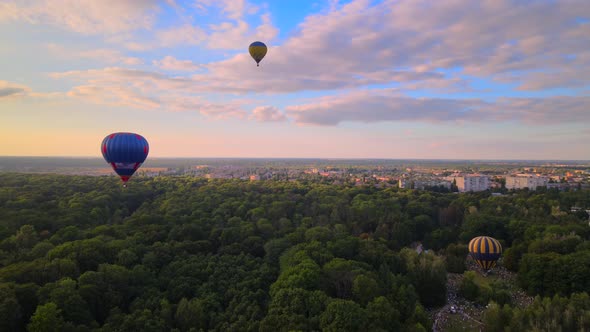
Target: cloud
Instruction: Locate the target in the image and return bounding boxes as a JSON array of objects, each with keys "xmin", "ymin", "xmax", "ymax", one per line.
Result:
[
  {"xmin": 38, "ymin": 0, "xmax": 590, "ymax": 128},
  {"xmin": 122, "ymin": 0, "xmax": 276, "ymax": 51},
  {"xmin": 154, "ymin": 24, "xmax": 207, "ymax": 48},
  {"xmin": 1, "ymin": 0, "xmax": 277, "ymax": 52},
  {"xmin": 194, "ymin": 0, "xmax": 259, "ymax": 20},
  {"xmin": 0, "ymin": 87, "xmax": 25, "ymax": 98},
  {"xmin": 52, "ymin": 68, "xmax": 250, "ymax": 120},
  {"xmin": 0, "ymin": 81, "xmax": 31, "ymax": 99},
  {"xmin": 154, "ymin": 9, "xmax": 277, "ymax": 50},
  {"xmin": 205, "ymin": 12, "xmax": 278, "ymax": 50},
  {"xmin": 5, "ymin": 0, "xmax": 587, "ymax": 92},
  {"xmin": 0, "ymin": 0, "xmax": 160, "ymax": 35},
  {"xmin": 48, "ymin": 64, "xmax": 589, "ymax": 127},
  {"xmin": 46, "ymin": 44, "xmax": 143, "ymax": 65},
  {"xmin": 66, "ymin": 83, "xmax": 247, "ymax": 120},
  {"xmin": 489, "ymin": 96, "xmax": 590, "ymax": 124},
  {"xmin": 67, "ymin": 85, "xmax": 160, "ymax": 109},
  {"xmin": 153, "ymin": 56, "xmax": 202, "ymax": 71},
  {"xmin": 187, "ymin": 0, "xmax": 589, "ymax": 93},
  {"xmin": 249, "ymin": 106, "xmax": 287, "ymax": 122},
  {"xmin": 49, "ymin": 67, "xmax": 176, "ymax": 84},
  {"xmin": 285, "ymin": 90, "xmax": 482, "ymax": 125},
  {"xmin": 285, "ymin": 89, "xmax": 590, "ymax": 126},
  {"xmin": 0, "ymin": 81, "xmax": 63, "ymax": 101}
]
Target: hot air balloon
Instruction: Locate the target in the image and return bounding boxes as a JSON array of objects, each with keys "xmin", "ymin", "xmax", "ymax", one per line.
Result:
[
  {"xmin": 249, "ymin": 41, "xmax": 267, "ymax": 67},
  {"xmin": 468, "ymin": 236, "xmax": 502, "ymax": 271},
  {"xmin": 101, "ymin": 132, "xmax": 149, "ymax": 187}
]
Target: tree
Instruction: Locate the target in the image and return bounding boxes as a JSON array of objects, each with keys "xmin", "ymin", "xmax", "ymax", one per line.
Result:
[
  {"xmin": 15, "ymin": 225, "xmax": 39, "ymax": 249},
  {"xmin": 0, "ymin": 284, "xmax": 22, "ymax": 331},
  {"xmin": 43, "ymin": 278, "xmax": 94, "ymax": 326},
  {"xmin": 459, "ymin": 271, "xmax": 479, "ymax": 301},
  {"xmin": 117, "ymin": 249, "xmax": 138, "ymax": 267},
  {"xmin": 119, "ymin": 309, "xmax": 167, "ymax": 332},
  {"xmin": 28, "ymin": 302, "xmax": 65, "ymax": 332},
  {"xmin": 352, "ymin": 274, "xmax": 379, "ymax": 305},
  {"xmin": 322, "ymin": 258, "xmax": 370, "ymax": 299},
  {"xmin": 401, "ymin": 249, "xmax": 447, "ymax": 307},
  {"xmin": 444, "ymin": 243, "xmax": 468, "ymax": 273},
  {"xmin": 175, "ymin": 298, "xmax": 207, "ymax": 331},
  {"xmin": 482, "ymin": 302, "xmax": 513, "ymax": 332},
  {"xmin": 320, "ymin": 299, "xmax": 367, "ymax": 332},
  {"xmin": 366, "ymin": 296, "xmax": 401, "ymax": 331},
  {"xmin": 1, "ymin": 173, "xmax": 589, "ymax": 332},
  {"xmin": 262, "ymin": 288, "xmax": 328, "ymax": 331}
]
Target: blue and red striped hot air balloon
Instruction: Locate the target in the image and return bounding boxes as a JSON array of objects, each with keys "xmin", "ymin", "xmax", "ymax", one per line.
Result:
[
  {"xmin": 468, "ymin": 236, "xmax": 502, "ymax": 271},
  {"xmin": 101, "ymin": 132, "xmax": 149, "ymax": 186}
]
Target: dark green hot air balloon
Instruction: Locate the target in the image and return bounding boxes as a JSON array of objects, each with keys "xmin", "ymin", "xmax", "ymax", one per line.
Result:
[{"xmin": 249, "ymin": 41, "xmax": 267, "ymax": 67}]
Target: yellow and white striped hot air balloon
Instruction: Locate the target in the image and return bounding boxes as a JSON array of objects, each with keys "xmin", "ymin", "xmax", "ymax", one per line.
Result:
[
  {"xmin": 468, "ymin": 236, "xmax": 502, "ymax": 271},
  {"xmin": 249, "ymin": 41, "xmax": 267, "ymax": 67}
]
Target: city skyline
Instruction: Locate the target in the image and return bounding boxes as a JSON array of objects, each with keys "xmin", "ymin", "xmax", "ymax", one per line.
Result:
[{"xmin": 1, "ymin": 0, "xmax": 589, "ymax": 159}]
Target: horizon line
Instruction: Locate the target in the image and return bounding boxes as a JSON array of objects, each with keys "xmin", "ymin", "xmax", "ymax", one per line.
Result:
[{"xmin": 1, "ymin": 155, "xmax": 589, "ymax": 162}]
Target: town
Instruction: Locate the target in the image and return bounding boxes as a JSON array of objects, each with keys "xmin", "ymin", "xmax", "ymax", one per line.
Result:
[
  {"xmin": 136, "ymin": 159, "xmax": 590, "ymax": 192},
  {"xmin": 2, "ymin": 157, "xmax": 589, "ymax": 193}
]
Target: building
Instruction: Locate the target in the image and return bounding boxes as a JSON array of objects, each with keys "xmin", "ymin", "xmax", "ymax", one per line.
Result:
[
  {"xmin": 399, "ymin": 178, "xmax": 410, "ymax": 189},
  {"xmin": 399, "ymin": 178, "xmax": 451, "ymax": 190},
  {"xmin": 416, "ymin": 179, "xmax": 452, "ymax": 190},
  {"xmin": 547, "ymin": 183, "xmax": 570, "ymax": 191},
  {"xmin": 450, "ymin": 175, "xmax": 490, "ymax": 192},
  {"xmin": 505, "ymin": 174, "xmax": 548, "ymax": 190}
]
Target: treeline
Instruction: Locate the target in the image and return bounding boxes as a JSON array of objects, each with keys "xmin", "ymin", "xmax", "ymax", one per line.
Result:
[{"xmin": 0, "ymin": 173, "xmax": 589, "ymax": 331}]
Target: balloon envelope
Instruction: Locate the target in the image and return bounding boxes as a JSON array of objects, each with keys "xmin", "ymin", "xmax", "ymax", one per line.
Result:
[
  {"xmin": 101, "ymin": 132, "xmax": 149, "ymax": 184},
  {"xmin": 468, "ymin": 236, "xmax": 502, "ymax": 271},
  {"xmin": 249, "ymin": 41, "xmax": 267, "ymax": 66}
]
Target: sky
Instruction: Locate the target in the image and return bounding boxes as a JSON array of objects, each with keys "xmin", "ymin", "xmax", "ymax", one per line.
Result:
[{"xmin": 1, "ymin": 0, "xmax": 589, "ymax": 160}]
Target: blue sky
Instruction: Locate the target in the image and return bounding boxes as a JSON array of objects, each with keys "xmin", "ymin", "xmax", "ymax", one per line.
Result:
[{"xmin": 0, "ymin": 0, "xmax": 589, "ymax": 159}]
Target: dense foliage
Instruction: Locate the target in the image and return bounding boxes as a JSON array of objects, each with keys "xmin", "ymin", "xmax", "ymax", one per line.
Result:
[{"xmin": 0, "ymin": 173, "xmax": 589, "ymax": 331}]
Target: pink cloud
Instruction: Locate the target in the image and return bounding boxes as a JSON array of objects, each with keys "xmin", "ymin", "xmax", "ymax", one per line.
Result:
[
  {"xmin": 152, "ymin": 56, "xmax": 202, "ymax": 71},
  {"xmin": 0, "ymin": 0, "xmax": 159, "ymax": 35},
  {"xmin": 154, "ymin": 24, "xmax": 207, "ymax": 48},
  {"xmin": 48, "ymin": 64, "xmax": 590, "ymax": 127},
  {"xmin": 205, "ymin": 14, "xmax": 278, "ymax": 50},
  {"xmin": 249, "ymin": 106, "xmax": 287, "ymax": 122},
  {"xmin": 186, "ymin": 0, "xmax": 589, "ymax": 92},
  {"xmin": 50, "ymin": 68, "xmax": 251, "ymax": 120},
  {"xmin": 284, "ymin": 89, "xmax": 590, "ymax": 126},
  {"xmin": 67, "ymin": 85, "xmax": 160, "ymax": 109},
  {"xmin": 11, "ymin": 0, "xmax": 586, "ymax": 93},
  {"xmin": 65, "ymin": 83, "xmax": 248, "ymax": 120},
  {"xmin": 120, "ymin": 0, "xmax": 276, "ymax": 51},
  {"xmin": 46, "ymin": 44, "xmax": 143, "ymax": 65}
]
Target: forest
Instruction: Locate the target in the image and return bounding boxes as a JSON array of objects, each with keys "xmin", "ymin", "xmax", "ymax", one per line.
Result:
[{"xmin": 0, "ymin": 173, "xmax": 589, "ymax": 331}]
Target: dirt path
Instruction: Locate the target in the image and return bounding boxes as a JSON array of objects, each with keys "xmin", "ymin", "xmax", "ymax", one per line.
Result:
[{"xmin": 432, "ymin": 273, "xmax": 462, "ymax": 332}]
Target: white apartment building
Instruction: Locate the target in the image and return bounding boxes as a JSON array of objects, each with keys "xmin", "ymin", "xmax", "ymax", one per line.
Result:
[
  {"xmin": 452, "ymin": 175, "xmax": 490, "ymax": 192},
  {"xmin": 505, "ymin": 174, "xmax": 548, "ymax": 190}
]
